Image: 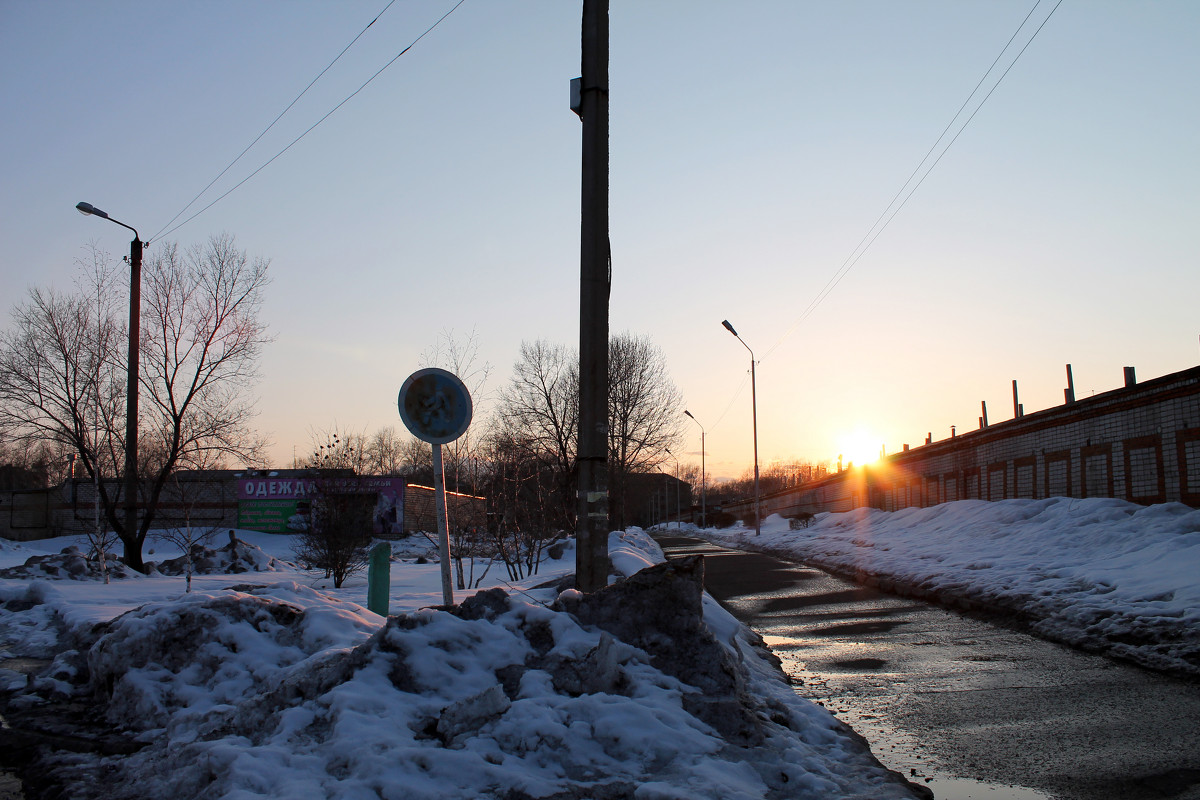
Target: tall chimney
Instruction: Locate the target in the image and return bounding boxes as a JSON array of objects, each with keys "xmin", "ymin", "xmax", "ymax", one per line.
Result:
[
  {"xmin": 1124, "ymin": 366, "xmax": 1137, "ymax": 387},
  {"xmin": 1065, "ymin": 364, "xmax": 1075, "ymax": 404}
]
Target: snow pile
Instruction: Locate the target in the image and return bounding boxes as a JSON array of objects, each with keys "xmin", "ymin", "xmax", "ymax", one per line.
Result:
[
  {"xmin": 701, "ymin": 498, "xmax": 1200, "ymax": 677},
  {"xmin": 3, "ymin": 531, "xmax": 921, "ymax": 800},
  {"xmin": 0, "ymin": 545, "xmax": 140, "ymax": 581},
  {"xmin": 381, "ymin": 533, "xmax": 441, "ymax": 562},
  {"xmin": 153, "ymin": 532, "xmax": 289, "ymax": 576},
  {"xmin": 0, "ymin": 582, "xmax": 62, "ymax": 666},
  {"xmin": 607, "ymin": 526, "xmax": 664, "ymax": 580},
  {"xmin": 88, "ymin": 582, "xmax": 379, "ymax": 733}
]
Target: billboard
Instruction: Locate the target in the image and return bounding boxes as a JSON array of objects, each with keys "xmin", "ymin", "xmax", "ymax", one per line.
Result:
[{"xmin": 237, "ymin": 476, "xmax": 405, "ymax": 535}]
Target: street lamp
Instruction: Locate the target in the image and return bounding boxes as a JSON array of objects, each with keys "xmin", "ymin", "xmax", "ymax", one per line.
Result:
[
  {"xmin": 721, "ymin": 319, "xmax": 760, "ymax": 536},
  {"xmin": 77, "ymin": 202, "xmax": 142, "ymax": 554},
  {"xmin": 684, "ymin": 410, "xmax": 706, "ymax": 529},
  {"xmin": 665, "ymin": 447, "xmax": 680, "ymax": 530}
]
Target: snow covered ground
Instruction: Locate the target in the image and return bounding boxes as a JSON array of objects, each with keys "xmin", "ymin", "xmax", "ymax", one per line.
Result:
[
  {"xmin": 0, "ymin": 527, "xmax": 923, "ymax": 799},
  {"xmin": 694, "ymin": 498, "xmax": 1200, "ymax": 679}
]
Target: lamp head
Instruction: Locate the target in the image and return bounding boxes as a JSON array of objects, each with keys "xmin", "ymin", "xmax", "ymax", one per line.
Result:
[
  {"xmin": 75, "ymin": 202, "xmax": 109, "ymax": 219},
  {"xmin": 721, "ymin": 320, "xmax": 737, "ymax": 336},
  {"xmin": 684, "ymin": 410, "xmax": 694, "ymax": 420}
]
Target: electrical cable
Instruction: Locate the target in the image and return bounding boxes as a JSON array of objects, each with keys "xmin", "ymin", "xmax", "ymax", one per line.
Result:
[
  {"xmin": 760, "ymin": 0, "xmax": 1063, "ymax": 362},
  {"xmin": 151, "ymin": 0, "xmax": 400, "ymax": 243},
  {"xmin": 154, "ymin": 0, "xmax": 466, "ymax": 243},
  {"xmin": 708, "ymin": 373, "xmax": 750, "ymax": 433},
  {"xmin": 703, "ymin": 0, "xmax": 1062, "ymax": 452}
]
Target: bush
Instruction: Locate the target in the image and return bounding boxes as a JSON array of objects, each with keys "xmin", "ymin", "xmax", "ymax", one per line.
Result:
[
  {"xmin": 294, "ymin": 488, "xmax": 375, "ymax": 588},
  {"xmin": 707, "ymin": 510, "xmax": 738, "ymax": 529},
  {"xmin": 788, "ymin": 512, "xmax": 815, "ymax": 530}
]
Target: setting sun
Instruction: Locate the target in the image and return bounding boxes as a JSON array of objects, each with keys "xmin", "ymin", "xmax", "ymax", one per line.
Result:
[{"xmin": 837, "ymin": 429, "xmax": 881, "ymax": 467}]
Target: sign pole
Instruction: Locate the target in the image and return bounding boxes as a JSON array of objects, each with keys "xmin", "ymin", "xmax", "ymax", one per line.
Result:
[
  {"xmin": 397, "ymin": 367, "xmax": 473, "ymax": 608},
  {"xmin": 432, "ymin": 442, "xmax": 453, "ymax": 606}
]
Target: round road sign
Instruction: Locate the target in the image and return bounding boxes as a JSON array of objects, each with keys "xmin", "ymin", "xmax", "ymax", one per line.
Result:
[{"xmin": 397, "ymin": 368, "xmax": 473, "ymax": 445}]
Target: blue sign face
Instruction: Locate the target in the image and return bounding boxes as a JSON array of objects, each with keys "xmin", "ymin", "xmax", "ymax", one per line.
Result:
[{"xmin": 398, "ymin": 368, "xmax": 473, "ymax": 445}]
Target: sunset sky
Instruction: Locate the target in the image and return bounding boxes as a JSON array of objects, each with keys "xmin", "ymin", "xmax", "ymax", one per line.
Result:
[{"xmin": 2, "ymin": 1, "xmax": 1197, "ymax": 480}]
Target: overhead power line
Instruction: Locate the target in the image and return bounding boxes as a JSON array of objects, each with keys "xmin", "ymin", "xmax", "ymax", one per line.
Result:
[
  {"xmin": 760, "ymin": 0, "xmax": 1063, "ymax": 362},
  {"xmin": 708, "ymin": 373, "xmax": 750, "ymax": 434},
  {"xmin": 153, "ymin": 0, "xmax": 467, "ymax": 243},
  {"xmin": 151, "ymin": 1, "xmax": 400, "ymax": 243},
  {"xmin": 151, "ymin": 0, "xmax": 400, "ymax": 243}
]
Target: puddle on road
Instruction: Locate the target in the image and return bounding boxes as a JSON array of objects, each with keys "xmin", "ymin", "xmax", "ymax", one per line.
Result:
[
  {"xmin": 762, "ymin": 635, "xmax": 1053, "ymax": 800},
  {"xmin": 924, "ymin": 776, "xmax": 1052, "ymax": 799}
]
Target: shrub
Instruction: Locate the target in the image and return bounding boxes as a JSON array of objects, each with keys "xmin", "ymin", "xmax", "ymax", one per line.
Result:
[{"xmin": 707, "ymin": 510, "xmax": 738, "ymax": 529}]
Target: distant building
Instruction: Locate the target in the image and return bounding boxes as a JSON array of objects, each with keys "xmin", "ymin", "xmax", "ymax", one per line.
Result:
[
  {"xmin": 714, "ymin": 363, "xmax": 1200, "ymax": 523},
  {"xmin": 0, "ymin": 468, "xmax": 484, "ymax": 542},
  {"xmin": 622, "ymin": 472, "xmax": 693, "ymax": 528}
]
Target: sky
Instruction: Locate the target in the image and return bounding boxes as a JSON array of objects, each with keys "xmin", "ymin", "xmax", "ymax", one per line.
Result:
[{"xmin": 2, "ymin": 1, "xmax": 1198, "ymax": 481}]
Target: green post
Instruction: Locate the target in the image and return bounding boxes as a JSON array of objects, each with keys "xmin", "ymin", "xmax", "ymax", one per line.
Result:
[{"xmin": 367, "ymin": 542, "xmax": 390, "ymax": 616}]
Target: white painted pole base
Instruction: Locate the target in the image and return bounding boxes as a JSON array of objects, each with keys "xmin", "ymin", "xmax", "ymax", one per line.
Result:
[{"xmin": 432, "ymin": 443, "xmax": 453, "ymax": 606}]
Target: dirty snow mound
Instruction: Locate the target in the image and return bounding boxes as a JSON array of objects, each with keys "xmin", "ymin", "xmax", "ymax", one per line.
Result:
[
  {"xmin": 154, "ymin": 533, "xmax": 289, "ymax": 576},
  {"xmin": 0, "ymin": 546, "xmax": 139, "ymax": 581},
  {"xmin": 43, "ymin": 561, "xmax": 920, "ymax": 800}
]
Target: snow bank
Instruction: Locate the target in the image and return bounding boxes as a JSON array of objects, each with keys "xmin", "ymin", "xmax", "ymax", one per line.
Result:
[
  {"xmin": 59, "ymin": 559, "xmax": 915, "ymax": 799},
  {"xmin": 699, "ymin": 498, "xmax": 1200, "ymax": 677},
  {"xmin": 1, "ymin": 528, "xmax": 923, "ymax": 800}
]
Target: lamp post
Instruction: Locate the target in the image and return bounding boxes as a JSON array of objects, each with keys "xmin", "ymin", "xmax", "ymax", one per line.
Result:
[
  {"xmin": 665, "ymin": 447, "xmax": 680, "ymax": 530},
  {"xmin": 76, "ymin": 202, "xmax": 142, "ymax": 554},
  {"xmin": 684, "ymin": 410, "xmax": 705, "ymax": 529},
  {"xmin": 721, "ymin": 319, "xmax": 760, "ymax": 536}
]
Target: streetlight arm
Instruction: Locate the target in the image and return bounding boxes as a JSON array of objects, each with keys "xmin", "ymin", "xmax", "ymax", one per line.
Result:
[
  {"xmin": 77, "ymin": 202, "xmax": 140, "ymax": 241},
  {"xmin": 720, "ymin": 319, "xmax": 754, "ymax": 359}
]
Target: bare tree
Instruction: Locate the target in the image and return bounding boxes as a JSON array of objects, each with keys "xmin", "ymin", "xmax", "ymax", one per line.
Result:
[
  {"xmin": 304, "ymin": 426, "xmax": 368, "ymax": 472},
  {"xmin": 607, "ymin": 332, "xmax": 686, "ymax": 528},
  {"xmin": 494, "ymin": 339, "xmax": 578, "ymax": 530},
  {"xmin": 399, "ymin": 434, "xmax": 433, "ymax": 479},
  {"xmin": 0, "ymin": 235, "xmax": 271, "ymax": 572},
  {"xmin": 0, "ymin": 438, "xmax": 62, "ymax": 490},
  {"xmin": 364, "ymin": 426, "xmax": 405, "ymax": 475},
  {"xmin": 479, "ymin": 423, "xmax": 559, "ymax": 581},
  {"xmin": 487, "ymin": 334, "xmax": 684, "ymax": 533}
]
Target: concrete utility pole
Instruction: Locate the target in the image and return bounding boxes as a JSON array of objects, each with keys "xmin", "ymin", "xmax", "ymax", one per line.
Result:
[
  {"xmin": 722, "ymin": 320, "xmax": 760, "ymax": 536},
  {"xmin": 576, "ymin": 0, "xmax": 611, "ymax": 592},
  {"xmin": 76, "ymin": 202, "xmax": 141, "ymax": 552}
]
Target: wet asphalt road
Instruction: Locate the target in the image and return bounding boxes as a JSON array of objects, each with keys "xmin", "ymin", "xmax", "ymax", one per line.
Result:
[{"xmin": 656, "ymin": 535, "xmax": 1200, "ymax": 800}]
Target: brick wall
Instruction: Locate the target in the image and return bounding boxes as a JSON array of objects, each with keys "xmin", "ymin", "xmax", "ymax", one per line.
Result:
[
  {"xmin": 0, "ymin": 477, "xmax": 239, "ymax": 543},
  {"xmin": 401, "ymin": 484, "xmax": 486, "ymax": 535}
]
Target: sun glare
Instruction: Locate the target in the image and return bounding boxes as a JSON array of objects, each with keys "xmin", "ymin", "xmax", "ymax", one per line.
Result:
[{"xmin": 838, "ymin": 429, "xmax": 880, "ymax": 467}]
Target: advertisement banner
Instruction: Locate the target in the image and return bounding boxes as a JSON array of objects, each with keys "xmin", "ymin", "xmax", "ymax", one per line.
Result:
[{"xmin": 237, "ymin": 476, "xmax": 405, "ymax": 534}]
